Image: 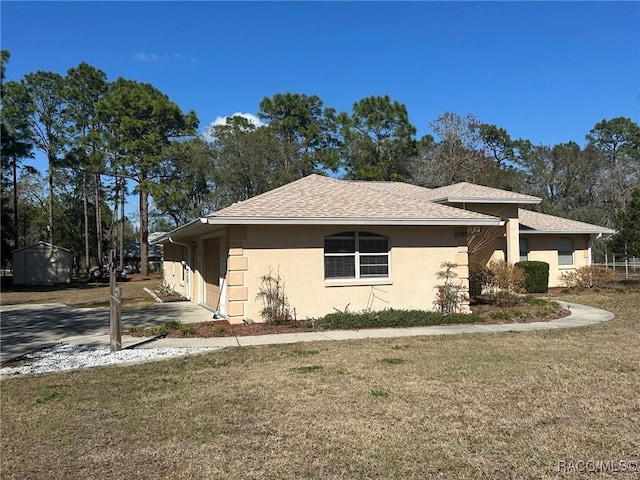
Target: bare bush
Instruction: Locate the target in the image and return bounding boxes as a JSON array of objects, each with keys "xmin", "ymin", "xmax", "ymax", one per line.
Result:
[
  {"xmin": 560, "ymin": 266, "xmax": 617, "ymax": 289},
  {"xmin": 256, "ymin": 269, "xmax": 292, "ymax": 324},
  {"xmin": 485, "ymin": 260, "xmax": 525, "ymax": 301}
]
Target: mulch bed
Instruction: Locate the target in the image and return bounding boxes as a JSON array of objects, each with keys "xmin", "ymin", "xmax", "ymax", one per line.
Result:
[
  {"xmin": 167, "ymin": 320, "xmax": 323, "ymax": 338},
  {"xmin": 134, "ymin": 307, "xmax": 571, "ymax": 338}
]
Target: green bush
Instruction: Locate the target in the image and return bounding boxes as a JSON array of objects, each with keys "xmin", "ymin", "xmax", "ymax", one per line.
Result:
[
  {"xmin": 515, "ymin": 261, "xmax": 549, "ymax": 293},
  {"xmin": 489, "ymin": 308, "xmax": 530, "ymax": 321},
  {"xmin": 494, "ymin": 291, "xmax": 521, "ymax": 307},
  {"xmin": 315, "ymin": 308, "xmax": 481, "ymax": 330},
  {"xmin": 487, "ymin": 296, "xmax": 561, "ymax": 321},
  {"xmin": 211, "ymin": 325, "xmax": 227, "ymax": 336},
  {"xmin": 178, "ymin": 324, "xmax": 196, "ymax": 336},
  {"xmin": 469, "ymin": 263, "xmax": 490, "ymax": 299}
]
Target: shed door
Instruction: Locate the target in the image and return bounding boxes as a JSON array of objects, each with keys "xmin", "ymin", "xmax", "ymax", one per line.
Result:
[
  {"xmin": 26, "ymin": 252, "xmax": 48, "ymax": 285},
  {"xmin": 204, "ymin": 238, "xmax": 221, "ymax": 308}
]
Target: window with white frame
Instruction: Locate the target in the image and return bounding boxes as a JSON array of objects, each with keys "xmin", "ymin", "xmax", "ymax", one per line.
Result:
[
  {"xmin": 558, "ymin": 237, "xmax": 574, "ymax": 266},
  {"xmin": 519, "ymin": 238, "xmax": 530, "ymax": 262},
  {"xmin": 324, "ymin": 231, "xmax": 389, "ymax": 279}
]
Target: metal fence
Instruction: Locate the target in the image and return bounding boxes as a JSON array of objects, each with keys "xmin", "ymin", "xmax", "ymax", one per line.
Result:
[{"xmin": 594, "ymin": 256, "xmax": 640, "ymax": 279}]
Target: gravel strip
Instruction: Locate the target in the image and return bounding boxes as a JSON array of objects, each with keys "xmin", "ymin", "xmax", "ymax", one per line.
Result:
[{"xmin": 0, "ymin": 343, "xmax": 219, "ymax": 377}]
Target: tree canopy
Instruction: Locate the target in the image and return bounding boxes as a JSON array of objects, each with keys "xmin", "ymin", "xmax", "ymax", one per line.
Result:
[
  {"xmin": 2, "ymin": 51, "xmax": 639, "ymax": 272},
  {"xmin": 96, "ymin": 78, "xmax": 199, "ymax": 275}
]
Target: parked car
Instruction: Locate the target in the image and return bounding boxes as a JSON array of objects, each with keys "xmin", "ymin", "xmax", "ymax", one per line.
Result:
[{"xmin": 91, "ymin": 266, "xmax": 127, "ymax": 282}]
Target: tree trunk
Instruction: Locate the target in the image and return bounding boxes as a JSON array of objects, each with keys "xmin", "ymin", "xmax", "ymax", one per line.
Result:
[
  {"xmin": 139, "ymin": 187, "xmax": 149, "ymax": 276},
  {"xmin": 119, "ymin": 175, "xmax": 125, "ymax": 270},
  {"xmin": 83, "ymin": 172, "xmax": 90, "ymax": 275},
  {"xmin": 12, "ymin": 157, "xmax": 18, "ymax": 251},
  {"xmin": 95, "ymin": 173, "xmax": 103, "ymax": 267},
  {"xmin": 48, "ymin": 156, "xmax": 54, "ymax": 245}
]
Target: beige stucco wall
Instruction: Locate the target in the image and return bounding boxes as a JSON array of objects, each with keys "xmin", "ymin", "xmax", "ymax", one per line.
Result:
[
  {"xmin": 445, "ymin": 203, "xmax": 519, "ymax": 264},
  {"xmin": 522, "ymin": 234, "xmax": 591, "ymax": 287},
  {"xmin": 231, "ymin": 224, "xmax": 468, "ymax": 322},
  {"xmin": 468, "ymin": 227, "xmax": 506, "ymax": 266},
  {"xmin": 161, "ymin": 218, "xmax": 594, "ymax": 317},
  {"xmin": 162, "ymin": 243, "xmax": 189, "ymax": 298}
]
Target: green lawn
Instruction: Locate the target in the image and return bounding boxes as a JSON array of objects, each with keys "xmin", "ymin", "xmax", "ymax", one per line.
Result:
[{"xmin": 1, "ymin": 288, "xmax": 639, "ymax": 479}]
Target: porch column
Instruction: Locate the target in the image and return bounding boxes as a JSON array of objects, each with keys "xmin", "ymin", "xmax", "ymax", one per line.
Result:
[
  {"xmin": 454, "ymin": 232, "xmax": 471, "ymax": 313},
  {"xmin": 226, "ymin": 226, "xmax": 249, "ymax": 324},
  {"xmin": 505, "ymin": 217, "xmax": 520, "ymax": 264}
]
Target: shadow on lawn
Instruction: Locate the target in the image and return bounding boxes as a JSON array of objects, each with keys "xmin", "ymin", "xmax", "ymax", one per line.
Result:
[
  {"xmin": 0, "ymin": 302, "xmax": 190, "ymax": 364},
  {"xmin": 0, "ymin": 276, "xmax": 123, "ymax": 293}
]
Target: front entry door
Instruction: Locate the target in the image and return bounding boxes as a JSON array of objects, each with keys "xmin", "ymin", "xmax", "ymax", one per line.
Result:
[{"xmin": 204, "ymin": 238, "xmax": 220, "ymax": 309}]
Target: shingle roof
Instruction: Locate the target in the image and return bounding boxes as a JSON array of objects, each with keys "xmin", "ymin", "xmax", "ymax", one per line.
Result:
[
  {"xmin": 425, "ymin": 182, "xmax": 541, "ymax": 204},
  {"xmin": 519, "ymin": 209, "xmax": 616, "ymax": 234},
  {"xmin": 206, "ymin": 174, "xmax": 502, "ymax": 226},
  {"xmin": 11, "ymin": 241, "xmax": 71, "ymax": 254}
]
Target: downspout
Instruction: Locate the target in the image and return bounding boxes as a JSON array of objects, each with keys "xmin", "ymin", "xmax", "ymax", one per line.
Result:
[
  {"xmin": 589, "ymin": 233, "xmax": 603, "ymax": 267},
  {"xmin": 168, "ymin": 237, "xmax": 192, "ymax": 300}
]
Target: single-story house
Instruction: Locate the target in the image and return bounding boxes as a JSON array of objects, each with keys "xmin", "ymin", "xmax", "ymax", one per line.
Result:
[
  {"xmin": 12, "ymin": 241, "xmax": 72, "ymax": 286},
  {"xmin": 122, "ymin": 243, "xmax": 164, "ymax": 273},
  {"xmin": 154, "ymin": 175, "xmax": 615, "ymax": 323}
]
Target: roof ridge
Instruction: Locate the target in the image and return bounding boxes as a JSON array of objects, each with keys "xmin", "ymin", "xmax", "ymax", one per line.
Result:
[
  {"xmin": 210, "ymin": 174, "xmax": 335, "ymax": 216},
  {"xmin": 426, "ymin": 181, "xmax": 541, "ymax": 202},
  {"xmin": 206, "ymin": 173, "xmax": 503, "ymax": 222}
]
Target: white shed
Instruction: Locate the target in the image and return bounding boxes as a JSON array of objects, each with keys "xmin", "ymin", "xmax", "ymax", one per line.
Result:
[{"xmin": 12, "ymin": 242, "xmax": 72, "ymax": 286}]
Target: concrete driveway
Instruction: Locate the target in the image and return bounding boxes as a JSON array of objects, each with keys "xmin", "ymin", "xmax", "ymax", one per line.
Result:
[{"xmin": 0, "ymin": 302, "xmax": 215, "ymax": 364}]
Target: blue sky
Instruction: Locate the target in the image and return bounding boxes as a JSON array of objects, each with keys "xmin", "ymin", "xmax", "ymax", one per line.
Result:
[{"xmin": 2, "ymin": 1, "xmax": 639, "ymax": 218}]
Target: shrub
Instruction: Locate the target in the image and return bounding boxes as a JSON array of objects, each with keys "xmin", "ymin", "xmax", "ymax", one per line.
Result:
[
  {"xmin": 256, "ymin": 269, "xmax": 292, "ymax": 324},
  {"xmin": 469, "ymin": 263, "xmax": 490, "ymax": 299},
  {"xmin": 315, "ymin": 308, "xmax": 481, "ymax": 330},
  {"xmin": 494, "ymin": 291, "xmax": 521, "ymax": 307},
  {"xmin": 160, "ymin": 280, "xmax": 175, "ymax": 296},
  {"xmin": 515, "ymin": 261, "xmax": 549, "ymax": 293},
  {"xmin": 560, "ymin": 266, "xmax": 616, "ymax": 289},
  {"xmin": 484, "ymin": 260, "xmax": 526, "ymax": 302},
  {"xmin": 434, "ymin": 262, "xmax": 468, "ymax": 314},
  {"xmin": 588, "ymin": 266, "xmax": 617, "ymax": 288},
  {"xmin": 487, "ymin": 296, "xmax": 561, "ymax": 321},
  {"xmin": 178, "ymin": 324, "xmax": 196, "ymax": 336},
  {"xmin": 211, "ymin": 325, "xmax": 227, "ymax": 336},
  {"xmin": 489, "ymin": 308, "xmax": 530, "ymax": 321},
  {"xmin": 164, "ymin": 320, "xmax": 182, "ymax": 330}
]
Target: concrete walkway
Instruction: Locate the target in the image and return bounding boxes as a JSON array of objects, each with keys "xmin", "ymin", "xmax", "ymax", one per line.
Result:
[{"xmin": 0, "ymin": 300, "xmax": 614, "ymax": 363}]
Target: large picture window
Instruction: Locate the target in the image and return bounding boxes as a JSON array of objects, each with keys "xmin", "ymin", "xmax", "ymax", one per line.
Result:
[
  {"xmin": 324, "ymin": 232, "xmax": 389, "ymax": 279},
  {"xmin": 558, "ymin": 237, "xmax": 574, "ymax": 266}
]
